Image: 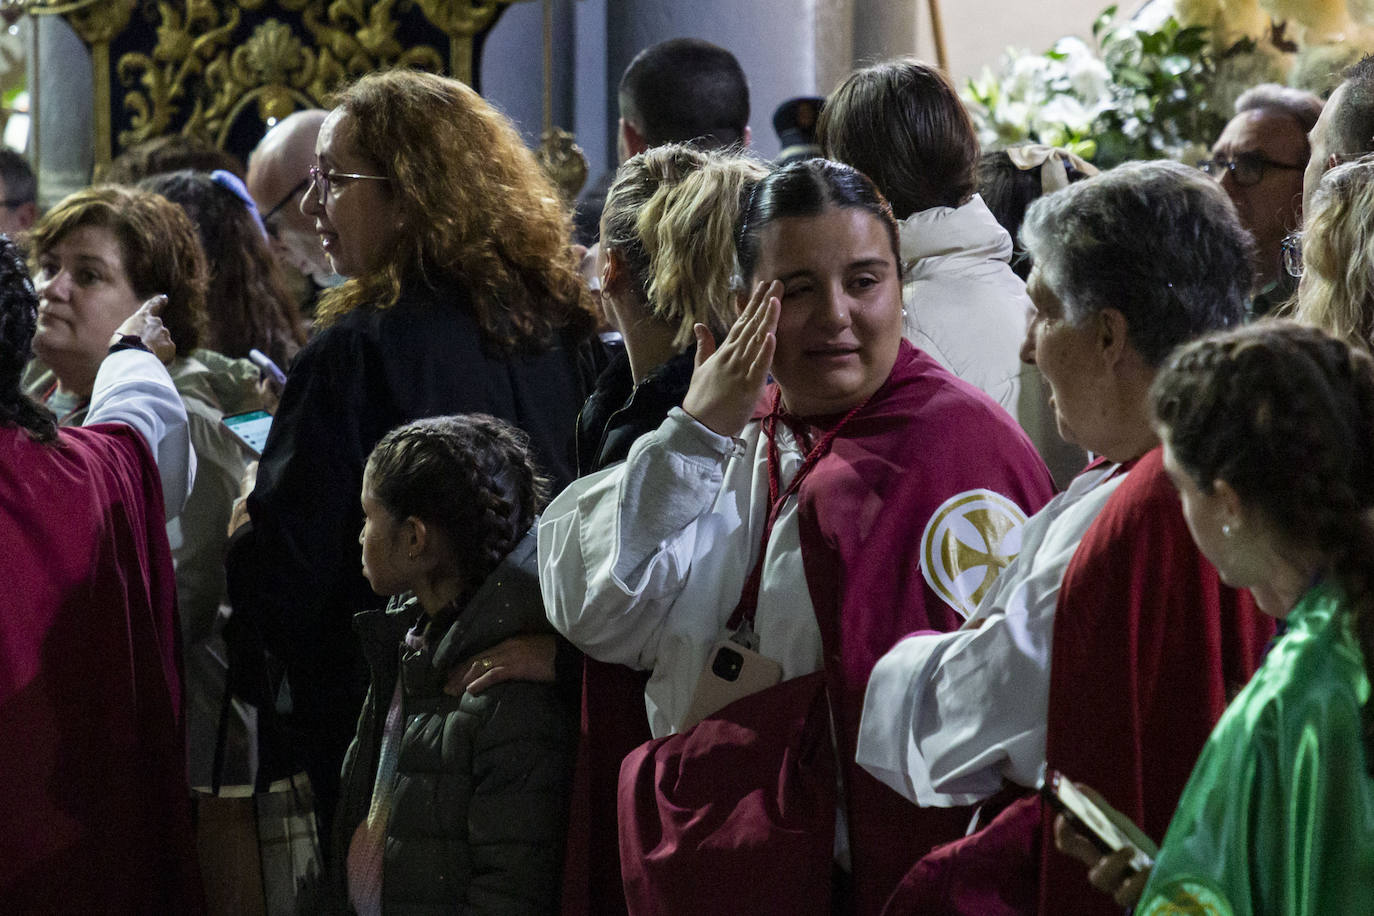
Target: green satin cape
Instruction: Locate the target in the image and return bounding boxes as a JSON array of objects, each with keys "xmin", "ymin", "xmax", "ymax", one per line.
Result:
[{"xmin": 1137, "ymin": 583, "xmax": 1373, "ymax": 915}]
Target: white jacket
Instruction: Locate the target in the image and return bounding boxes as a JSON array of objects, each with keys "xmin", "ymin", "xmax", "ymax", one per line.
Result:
[{"xmin": 900, "ymin": 195, "xmax": 1085, "ymax": 486}]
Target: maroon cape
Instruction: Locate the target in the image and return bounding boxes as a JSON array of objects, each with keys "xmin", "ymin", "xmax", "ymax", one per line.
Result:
[
  {"xmin": 0, "ymin": 423, "xmax": 202, "ymax": 911},
  {"xmin": 561, "ymin": 658, "xmax": 651, "ymax": 916},
  {"xmin": 618, "ymin": 342, "xmax": 1055, "ymax": 915},
  {"xmin": 1038, "ymin": 447, "xmax": 1271, "ymax": 914},
  {"xmin": 881, "ymin": 448, "xmax": 1272, "ymax": 915}
]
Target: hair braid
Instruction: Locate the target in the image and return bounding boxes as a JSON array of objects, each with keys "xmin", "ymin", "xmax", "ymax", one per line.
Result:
[
  {"xmin": 1152, "ymin": 320, "xmax": 1374, "ymax": 772},
  {"xmin": 365, "ymin": 414, "xmax": 549, "ymax": 597},
  {"xmin": 0, "ymin": 237, "xmax": 56, "ymax": 443}
]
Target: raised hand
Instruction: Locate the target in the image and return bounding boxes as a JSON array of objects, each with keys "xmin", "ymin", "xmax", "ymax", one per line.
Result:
[
  {"xmin": 112, "ymin": 294, "xmax": 175, "ymax": 364},
  {"xmin": 680, "ymin": 279, "xmax": 781, "ymax": 437}
]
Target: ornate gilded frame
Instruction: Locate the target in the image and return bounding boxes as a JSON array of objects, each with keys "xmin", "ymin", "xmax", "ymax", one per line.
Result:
[{"xmin": 16, "ymin": 0, "xmax": 520, "ymax": 172}]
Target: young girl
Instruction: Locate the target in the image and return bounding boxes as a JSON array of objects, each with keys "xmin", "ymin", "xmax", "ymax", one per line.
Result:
[{"xmin": 336, "ymin": 414, "xmax": 574, "ymax": 915}]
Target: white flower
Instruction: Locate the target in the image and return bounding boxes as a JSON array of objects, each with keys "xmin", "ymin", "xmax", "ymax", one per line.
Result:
[
  {"xmin": 1006, "ymin": 50, "xmax": 1051, "ymax": 101},
  {"xmin": 1067, "ymin": 56, "xmax": 1113, "ymax": 109},
  {"xmin": 1037, "ymin": 95, "xmax": 1095, "ymax": 134},
  {"xmin": 999, "ymin": 101, "xmax": 1033, "ymax": 131}
]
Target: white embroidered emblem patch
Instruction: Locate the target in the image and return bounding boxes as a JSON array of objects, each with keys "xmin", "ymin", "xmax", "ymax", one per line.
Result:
[{"xmin": 920, "ymin": 489, "xmax": 1028, "ymax": 617}]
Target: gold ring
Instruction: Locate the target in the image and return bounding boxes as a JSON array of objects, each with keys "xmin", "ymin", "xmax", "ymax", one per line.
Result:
[{"xmin": 480, "ymin": 657, "xmax": 494, "ymax": 671}]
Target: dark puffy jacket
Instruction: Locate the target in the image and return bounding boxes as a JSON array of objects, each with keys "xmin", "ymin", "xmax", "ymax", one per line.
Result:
[{"xmin": 332, "ymin": 533, "xmax": 575, "ymax": 915}]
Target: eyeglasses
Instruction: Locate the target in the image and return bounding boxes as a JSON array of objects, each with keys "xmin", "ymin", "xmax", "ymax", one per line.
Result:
[
  {"xmin": 1281, "ymin": 231, "xmax": 1303, "ymax": 279},
  {"xmin": 260, "ymin": 177, "xmax": 310, "ymax": 237},
  {"xmin": 307, "ymin": 165, "xmax": 389, "ymax": 205},
  {"xmin": 1198, "ymin": 153, "xmax": 1304, "ymax": 187}
]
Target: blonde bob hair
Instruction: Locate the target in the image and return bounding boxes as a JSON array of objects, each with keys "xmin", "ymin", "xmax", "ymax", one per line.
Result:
[
  {"xmin": 601, "ymin": 144, "xmax": 767, "ymax": 349},
  {"xmin": 1289, "ymin": 155, "xmax": 1374, "ymax": 352},
  {"xmin": 316, "ymin": 69, "xmax": 594, "ymax": 352}
]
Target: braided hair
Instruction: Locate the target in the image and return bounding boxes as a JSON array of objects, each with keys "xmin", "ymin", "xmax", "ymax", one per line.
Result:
[
  {"xmin": 1151, "ymin": 320, "xmax": 1374, "ymax": 772},
  {"xmin": 0, "ymin": 236, "xmax": 56, "ymax": 443},
  {"xmin": 364, "ymin": 414, "xmax": 549, "ymax": 597}
]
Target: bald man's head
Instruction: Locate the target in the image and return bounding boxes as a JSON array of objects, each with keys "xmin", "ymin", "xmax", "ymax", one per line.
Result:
[{"xmin": 248, "ymin": 109, "xmax": 335, "ymax": 284}]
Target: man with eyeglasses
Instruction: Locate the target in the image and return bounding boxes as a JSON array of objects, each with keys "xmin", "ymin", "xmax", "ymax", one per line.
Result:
[
  {"xmin": 1200, "ymin": 84, "xmax": 1321, "ymax": 316},
  {"xmin": 246, "ymin": 109, "xmax": 341, "ymax": 290}
]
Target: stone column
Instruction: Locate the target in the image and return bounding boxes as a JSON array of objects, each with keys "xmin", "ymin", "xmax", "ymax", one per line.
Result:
[{"xmin": 30, "ymin": 14, "xmax": 92, "ymax": 207}]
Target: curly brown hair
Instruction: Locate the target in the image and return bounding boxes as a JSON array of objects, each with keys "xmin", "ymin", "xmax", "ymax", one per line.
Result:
[
  {"xmin": 27, "ymin": 185, "xmax": 209, "ymax": 353},
  {"xmin": 1151, "ymin": 320, "xmax": 1374, "ymax": 772},
  {"xmin": 364, "ymin": 413, "xmax": 548, "ymax": 596},
  {"xmin": 315, "ymin": 69, "xmax": 595, "ymax": 353}
]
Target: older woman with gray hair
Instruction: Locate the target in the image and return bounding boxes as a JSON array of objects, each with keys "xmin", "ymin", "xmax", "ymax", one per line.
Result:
[{"xmin": 857, "ymin": 160, "xmax": 1275, "ymax": 915}]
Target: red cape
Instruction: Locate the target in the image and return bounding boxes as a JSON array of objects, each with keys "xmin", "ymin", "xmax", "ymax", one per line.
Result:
[
  {"xmin": 880, "ymin": 448, "xmax": 1272, "ymax": 915},
  {"xmin": 0, "ymin": 424, "xmax": 202, "ymax": 911},
  {"xmin": 618, "ymin": 342, "xmax": 1054, "ymax": 915},
  {"xmin": 561, "ymin": 658, "xmax": 651, "ymax": 916},
  {"xmin": 797, "ymin": 342, "xmax": 1054, "ymax": 914},
  {"xmin": 1038, "ymin": 446, "xmax": 1271, "ymax": 914}
]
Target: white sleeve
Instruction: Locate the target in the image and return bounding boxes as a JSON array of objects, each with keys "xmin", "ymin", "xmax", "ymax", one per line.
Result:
[
  {"xmin": 855, "ymin": 598, "xmax": 1053, "ymax": 807},
  {"xmin": 540, "ymin": 407, "xmax": 737, "ymax": 669},
  {"xmin": 84, "ymin": 349, "xmax": 195, "ymax": 519},
  {"xmin": 855, "ymin": 531, "xmax": 1065, "ymax": 807}
]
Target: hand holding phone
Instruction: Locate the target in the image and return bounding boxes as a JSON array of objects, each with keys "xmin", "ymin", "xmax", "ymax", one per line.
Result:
[{"xmin": 1041, "ymin": 770, "xmax": 1157, "ymax": 872}]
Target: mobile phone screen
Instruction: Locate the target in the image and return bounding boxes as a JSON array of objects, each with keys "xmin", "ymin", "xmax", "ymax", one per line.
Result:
[
  {"xmin": 1040, "ymin": 770, "xmax": 1157, "ymax": 870},
  {"xmin": 222, "ymin": 409, "xmax": 273, "ymax": 457}
]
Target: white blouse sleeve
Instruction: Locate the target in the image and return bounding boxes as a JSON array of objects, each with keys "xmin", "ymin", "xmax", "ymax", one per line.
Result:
[
  {"xmin": 856, "ymin": 601, "xmax": 1053, "ymax": 807},
  {"xmin": 855, "ymin": 470, "xmax": 1124, "ymax": 808},
  {"xmin": 540, "ymin": 407, "xmax": 738, "ymax": 670},
  {"xmin": 84, "ymin": 349, "xmax": 195, "ymax": 519}
]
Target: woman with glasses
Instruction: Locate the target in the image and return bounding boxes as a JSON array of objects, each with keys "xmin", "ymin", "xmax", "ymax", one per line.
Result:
[
  {"xmin": 225, "ymin": 69, "xmax": 599, "ymax": 837},
  {"xmin": 1285, "ymin": 155, "xmax": 1374, "ymax": 351}
]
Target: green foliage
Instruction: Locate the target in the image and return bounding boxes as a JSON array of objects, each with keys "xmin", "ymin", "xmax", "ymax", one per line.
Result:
[{"xmin": 963, "ymin": 3, "xmax": 1243, "ymax": 168}]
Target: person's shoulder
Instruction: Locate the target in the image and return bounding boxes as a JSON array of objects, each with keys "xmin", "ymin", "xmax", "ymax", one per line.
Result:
[
  {"xmin": 1259, "ymin": 588, "xmax": 1367, "ymax": 726},
  {"xmin": 883, "ymin": 344, "xmax": 1034, "ymax": 445},
  {"xmin": 56, "ymin": 422, "xmax": 161, "ymax": 492},
  {"xmin": 1098, "ymin": 448, "xmax": 1179, "ymax": 516},
  {"xmin": 184, "ymin": 348, "xmax": 261, "ymax": 415}
]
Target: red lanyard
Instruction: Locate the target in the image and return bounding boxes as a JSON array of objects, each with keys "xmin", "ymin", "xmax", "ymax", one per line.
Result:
[{"xmin": 725, "ymin": 387, "xmax": 874, "ymax": 633}]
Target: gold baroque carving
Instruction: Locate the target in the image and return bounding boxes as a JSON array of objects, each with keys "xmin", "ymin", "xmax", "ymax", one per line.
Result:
[
  {"xmin": 535, "ymin": 127, "xmax": 587, "ymax": 203},
  {"xmin": 112, "ymin": 0, "xmax": 512, "ymax": 159}
]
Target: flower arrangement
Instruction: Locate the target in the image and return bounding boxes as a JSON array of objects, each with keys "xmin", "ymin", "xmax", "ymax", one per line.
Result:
[
  {"xmin": 964, "ymin": 1, "xmax": 1370, "ymax": 168},
  {"xmin": 964, "ymin": 5, "xmax": 1246, "ymax": 167}
]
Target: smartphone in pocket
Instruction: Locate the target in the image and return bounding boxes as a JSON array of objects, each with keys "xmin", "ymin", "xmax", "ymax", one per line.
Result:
[
  {"xmin": 222, "ymin": 409, "xmax": 273, "ymax": 457},
  {"xmin": 1039, "ymin": 769, "xmax": 1157, "ymax": 871},
  {"xmin": 680, "ymin": 639, "xmax": 783, "ymax": 731}
]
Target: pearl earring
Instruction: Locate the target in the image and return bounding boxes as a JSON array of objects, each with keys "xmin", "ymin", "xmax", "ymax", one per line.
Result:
[{"xmin": 1222, "ymin": 523, "xmax": 1232, "ymax": 537}]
